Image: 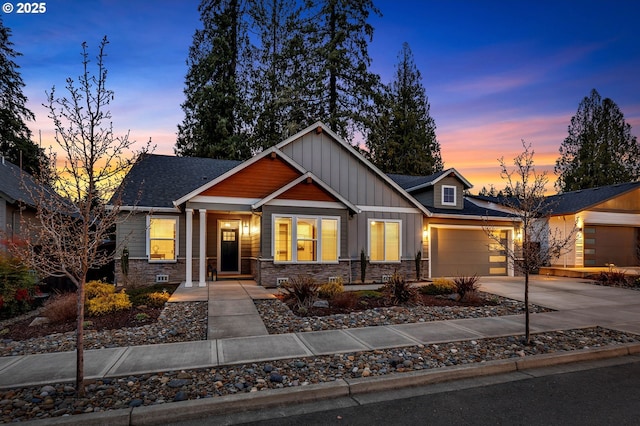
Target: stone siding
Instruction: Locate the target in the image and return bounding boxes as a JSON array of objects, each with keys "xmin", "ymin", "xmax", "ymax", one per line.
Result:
[{"xmin": 258, "ymin": 260, "xmax": 351, "ymax": 288}]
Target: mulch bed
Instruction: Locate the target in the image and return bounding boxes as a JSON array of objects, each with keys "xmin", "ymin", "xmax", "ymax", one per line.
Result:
[{"xmin": 0, "ymin": 306, "xmax": 162, "ymax": 341}]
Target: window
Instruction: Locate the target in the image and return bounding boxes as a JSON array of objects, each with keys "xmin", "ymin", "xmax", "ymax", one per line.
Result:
[
  {"xmin": 273, "ymin": 215, "xmax": 339, "ymax": 263},
  {"xmin": 441, "ymin": 185, "xmax": 456, "ymax": 206},
  {"xmin": 148, "ymin": 216, "xmax": 178, "ymax": 262},
  {"xmin": 369, "ymin": 219, "xmax": 401, "ymax": 262}
]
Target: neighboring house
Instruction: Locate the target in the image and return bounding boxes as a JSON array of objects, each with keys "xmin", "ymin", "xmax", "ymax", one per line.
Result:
[
  {"xmin": 469, "ymin": 181, "xmax": 640, "ymax": 269},
  {"xmin": 0, "ymin": 157, "xmax": 39, "ymax": 243},
  {"xmin": 544, "ymin": 182, "xmax": 640, "ymax": 268}
]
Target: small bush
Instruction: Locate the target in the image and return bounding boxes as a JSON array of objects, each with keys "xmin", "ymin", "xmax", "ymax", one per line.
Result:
[
  {"xmin": 85, "ymin": 280, "xmax": 115, "ymax": 299},
  {"xmin": 596, "ymin": 271, "xmax": 633, "ymax": 287},
  {"xmin": 127, "ymin": 284, "xmax": 176, "ymax": 306},
  {"xmin": 42, "ymin": 292, "xmax": 77, "ymax": 324},
  {"xmin": 330, "ymin": 291, "xmax": 358, "ymax": 309},
  {"xmin": 135, "ymin": 312, "xmax": 150, "ymax": 321},
  {"xmin": 453, "ymin": 275, "xmax": 480, "ymax": 301},
  {"xmin": 87, "ymin": 293, "xmax": 132, "ymax": 316},
  {"xmin": 420, "ymin": 278, "xmax": 456, "ymax": 295},
  {"xmin": 355, "ymin": 290, "xmax": 383, "ymax": 299},
  {"xmin": 381, "ymin": 272, "xmax": 418, "ymax": 305},
  {"xmin": 319, "ymin": 278, "xmax": 344, "ymax": 299},
  {"xmin": 145, "ymin": 291, "xmax": 170, "ymax": 308},
  {"xmin": 280, "ymin": 275, "xmax": 320, "ymax": 309},
  {"xmin": 0, "ymin": 255, "xmax": 37, "ymax": 317}
]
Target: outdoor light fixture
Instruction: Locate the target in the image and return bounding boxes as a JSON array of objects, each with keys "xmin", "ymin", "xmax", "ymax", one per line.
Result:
[
  {"xmin": 243, "ymin": 222, "xmax": 250, "ymax": 236},
  {"xmin": 422, "ymin": 228, "xmax": 429, "ymax": 240}
]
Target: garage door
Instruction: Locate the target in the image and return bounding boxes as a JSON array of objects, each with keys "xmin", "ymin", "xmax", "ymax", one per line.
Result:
[
  {"xmin": 583, "ymin": 226, "xmax": 639, "ymax": 266},
  {"xmin": 431, "ymin": 228, "xmax": 508, "ymax": 277}
]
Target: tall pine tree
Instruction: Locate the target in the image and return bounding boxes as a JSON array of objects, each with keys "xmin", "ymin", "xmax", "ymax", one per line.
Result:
[
  {"xmin": 367, "ymin": 42, "xmax": 443, "ymax": 175},
  {"xmin": 303, "ymin": 0, "xmax": 381, "ymax": 141},
  {"xmin": 0, "ymin": 17, "xmax": 44, "ymax": 174},
  {"xmin": 248, "ymin": 0, "xmax": 309, "ymax": 151},
  {"xmin": 176, "ymin": 0, "xmax": 253, "ymax": 160},
  {"xmin": 555, "ymin": 89, "xmax": 640, "ymax": 192}
]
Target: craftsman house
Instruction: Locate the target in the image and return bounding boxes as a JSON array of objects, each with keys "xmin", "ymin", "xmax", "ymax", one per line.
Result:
[{"xmin": 113, "ymin": 122, "xmax": 522, "ymax": 287}]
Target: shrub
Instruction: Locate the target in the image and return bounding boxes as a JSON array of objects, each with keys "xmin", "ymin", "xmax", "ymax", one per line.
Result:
[
  {"xmin": 355, "ymin": 290, "xmax": 383, "ymax": 299},
  {"xmin": 127, "ymin": 284, "xmax": 176, "ymax": 306},
  {"xmin": 135, "ymin": 312, "xmax": 149, "ymax": 321},
  {"xmin": 85, "ymin": 280, "xmax": 115, "ymax": 299},
  {"xmin": 319, "ymin": 278, "xmax": 344, "ymax": 299},
  {"xmin": 381, "ymin": 272, "xmax": 418, "ymax": 305},
  {"xmin": 87, "ymin": 293, "xmax": 132, "ymax": 316},
  {"xmin": 453, "ymin": 275, "xmax": 480, "ymax": 301},
  {"xmin": 596, "ymin": 271, "xmax": 633, "ymax": 287},
  {"xmin": 145, "ymin": 291, "xmax": 170, "ymax": 307},
  {"xmin": 420, "ymin": 278, "xmax": 456, "ymax": 295},
  {"xmin": 330, "ymin": 291, "xmax": 358, "ymax": 309},
  {"xmin": 280, "ymin": 275, "xmax": 320, "ymax": 309},
  {"xmin": 0, "ymin": 255, "xmax": 37, "ymax": 317},
  {"xmin": 42, "ymin": 292, "xmax": 77, "ymax": 324}
]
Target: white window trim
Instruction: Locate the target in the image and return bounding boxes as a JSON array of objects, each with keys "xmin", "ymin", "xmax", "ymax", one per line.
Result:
[
  {"xmin": 368, "ymin": 219, "xmax": 402, "ymax": 263},
  {"xmin": 272, "ymin": 214, "xmax": 340, "ymax": 264},
  {"xmin": 146, "ymin": 215, "xmax": 180, "ymax": 263},
  {"xmin": 441, "ymin": 185, "xmax": 457, "ymax": 206}
]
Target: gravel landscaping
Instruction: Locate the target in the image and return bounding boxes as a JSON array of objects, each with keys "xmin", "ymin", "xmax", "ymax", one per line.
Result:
[{"xmin": 1, "ymin": 291, "xmax": 640, "ymax": 422}]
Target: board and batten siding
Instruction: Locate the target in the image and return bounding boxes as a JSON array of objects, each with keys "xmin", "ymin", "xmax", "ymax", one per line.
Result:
[{"xmin": 280, "ymin": 132, "xmax": 416, "ymax": 209}]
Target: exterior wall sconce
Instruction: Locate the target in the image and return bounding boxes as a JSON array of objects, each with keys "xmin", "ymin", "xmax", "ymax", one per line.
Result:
[
  {"xmin": 422, "ymin": 228, "xmax": 429, "ymax": 240},
  {"xmin": 243, "ymin": 222, "xmax": 250, "ymax": 236},
  {"xmin": 515, "ymin": 229, "xmax": 523, "ymax": 241}
]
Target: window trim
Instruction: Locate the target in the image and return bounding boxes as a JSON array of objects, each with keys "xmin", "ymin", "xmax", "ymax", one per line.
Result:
[
  {"xmin": 441, "ymin": 185, "xmax": 457, "ymax": 206},
  {"xmin": 368, "ymin": 219, "xmax": 402, "ymax": 263},
  {"xmin": 147, "ymin": 215, "xmax": 179, "ymax": 263},
  {"xmin": 272, "ymin": 214, "xmax": 340, "ymax": 264}
]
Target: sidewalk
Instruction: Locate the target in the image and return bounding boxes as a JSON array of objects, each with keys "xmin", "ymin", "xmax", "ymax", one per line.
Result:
[{"xmin": 2, "ymin": 276, "xmax": 640, "ymax": 389}]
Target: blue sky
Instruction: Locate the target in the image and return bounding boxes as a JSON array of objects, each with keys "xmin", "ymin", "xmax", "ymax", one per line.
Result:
[{"xmin": 3, "ymin": 0, "xmax": 639, "ymax": 192}]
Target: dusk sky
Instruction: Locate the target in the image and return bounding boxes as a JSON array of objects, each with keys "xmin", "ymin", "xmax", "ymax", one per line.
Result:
[{"xmin": 3, "ymin": 0, "xmax": 639, "ymax": 193}]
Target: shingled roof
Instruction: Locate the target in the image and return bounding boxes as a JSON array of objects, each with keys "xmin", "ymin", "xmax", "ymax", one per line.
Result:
[
  {"xmin": 544, "ymin": 181, "xmax": 640, "ymax": 215},
  {"xmin": 116, "ymin": 154, "xmax": 242, "ymax": 209},
  {"xmin": 0, "ymin": 158, "xmax": 39, "ymax": 206}
]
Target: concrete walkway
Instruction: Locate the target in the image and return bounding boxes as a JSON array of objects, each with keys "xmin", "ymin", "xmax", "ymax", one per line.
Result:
[{"xmin": 2, "ymin": 276, "xmax": 640, "ymax": 389}]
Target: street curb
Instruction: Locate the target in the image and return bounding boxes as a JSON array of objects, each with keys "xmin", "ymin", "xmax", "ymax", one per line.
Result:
[{"xmin": 22, "ymin": 343, "xmax": 640, "ymax": 425}]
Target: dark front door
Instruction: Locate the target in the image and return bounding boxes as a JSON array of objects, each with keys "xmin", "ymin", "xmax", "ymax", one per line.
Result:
[{"xmin": 221, "ymin": 229, "xmax": 239, "ymax": 272}]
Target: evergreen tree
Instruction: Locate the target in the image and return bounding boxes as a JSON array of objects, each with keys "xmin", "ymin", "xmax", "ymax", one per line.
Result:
[
  {"xmin": 555, "ymin": 89, "xmax": 640, "ymax": 192},
  {"xmin": 366, "ymin": 42, "xmax": 443, "ymax": 175},
  {"xmin": 303, "ymin": 0, "xmax": 381, "ymax": 141},
  {"xmin": 248, "ymin": 0, "xmax": 309, "ymax": 151},
  {"xmin": 0, "ymin": 17, "xmax": 44, "ymax": 174},
  {"xmin": 176, "ymin": 0, "xmax": 253, "ymax": 160}
]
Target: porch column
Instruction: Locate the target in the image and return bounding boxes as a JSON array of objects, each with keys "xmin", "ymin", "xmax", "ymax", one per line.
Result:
[
  {"xmin": 185, "ymin": 208, "xmax": 193, "ymax": 287},
  {"xmin": 199, "ymin": 209, "xmax": 207, "ymax": 287}
]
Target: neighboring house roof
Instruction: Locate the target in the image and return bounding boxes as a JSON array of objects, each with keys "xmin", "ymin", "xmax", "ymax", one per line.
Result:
[
  {"xmin": 468, "ymin": 181, "xmax": 640, "ymax": 216},
  {"xmin": 544, "ymin": 181, "xmax": 640, "ymax": 215},
  {"xmin": 0, "ymin": 157, "xmax": 39, "ymax": 206},
  {"xmin": 116, "ymin": 154, "xmax": 242, "ymax": 209}
]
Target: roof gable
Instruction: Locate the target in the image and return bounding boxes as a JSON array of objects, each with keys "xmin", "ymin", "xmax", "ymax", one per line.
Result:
[
  {"xmin": 199, "ymin": 155, "xmax": 301, "ymax": 198},
  {"xmin": 389, "ymin": 168, "xmax": 472, "ymax": 192}
]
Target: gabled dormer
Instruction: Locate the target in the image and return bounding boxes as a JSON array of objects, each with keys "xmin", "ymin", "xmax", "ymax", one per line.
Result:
[{"xmin": 389, "ymin": 168, "xmax": 472, "ymax": 211}]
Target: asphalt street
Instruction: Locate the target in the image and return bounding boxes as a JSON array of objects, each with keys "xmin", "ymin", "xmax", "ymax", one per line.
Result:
[{"xmin": 181, "ymin": 357, "xmax": 640, "ymax": 426}]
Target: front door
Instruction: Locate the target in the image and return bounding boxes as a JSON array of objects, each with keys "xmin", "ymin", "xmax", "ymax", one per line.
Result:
[{"xmin": 220, "ymin": 228, "xmax": 239, "ymax": 272}]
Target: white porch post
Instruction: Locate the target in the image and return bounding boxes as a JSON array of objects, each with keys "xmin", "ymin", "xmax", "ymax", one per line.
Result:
[
  {"xmin": 185, "ymin": 209, "xmax": 193, "ymax": 287},
  {"xmin": 199, "ymin": 209, "xmax": 207, "ymax": 287}
]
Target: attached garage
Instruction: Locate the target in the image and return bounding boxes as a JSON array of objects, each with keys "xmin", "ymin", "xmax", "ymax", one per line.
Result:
[
  {"xmin": 583, "ymin": 225, "xmax": 639, "ymax": 266},
  {"xmin": 430, "ymin": 227, "xmax": 510, "ymax": 277}
]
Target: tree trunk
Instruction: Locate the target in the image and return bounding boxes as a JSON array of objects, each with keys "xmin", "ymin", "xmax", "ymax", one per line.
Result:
[
  {"xmin": 76, "ymin": 279, "xmax": 85, "ymax": 397},
  {"xmin": 524, "ymin": 272, "xmax": 530, "ymax": 344}
]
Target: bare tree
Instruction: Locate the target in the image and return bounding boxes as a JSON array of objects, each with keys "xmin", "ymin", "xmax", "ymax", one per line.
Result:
[
  {"xmin": 485, "ymin": 140, "xmax": 576, "ymax": 344},
  {"xmin": 8, "ymin": 37, "xmax": 149, "ymax": 396}
]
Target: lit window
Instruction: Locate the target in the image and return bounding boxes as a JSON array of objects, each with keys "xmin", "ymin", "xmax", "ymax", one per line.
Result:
[
  {"xmin": 442, "ymin": 185, "xmax": 456, "ymax": 206},
  {"xmin": 273, "ymin": 215, "xmax": 339, "ymax": 263},
  {"xmin": 369, "ymin": 220, "xmax": 401, "ymax": 262},
  {"xmin": 148, "ymin": 217, "xmax": 178, "ymax": 262},
  {"xmin": 274, "ymin": 217, "xmax": 292, "ymax": 262}
]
